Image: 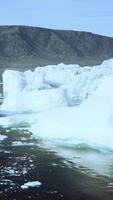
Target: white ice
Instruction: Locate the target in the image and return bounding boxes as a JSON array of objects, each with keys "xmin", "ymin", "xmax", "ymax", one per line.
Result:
[
  {"xmin": 0, "ymin": 59, "xmax": 113, "ymax": 149},
  {"xmin": 21, "ymin": 181, "xmax": 42, "ymax": 189},
  {"xmin": 0, "ymin": 134, "xmax": 7, "ymax": 141}
]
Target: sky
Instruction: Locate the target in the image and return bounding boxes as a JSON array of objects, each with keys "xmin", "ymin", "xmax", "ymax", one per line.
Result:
[{"xmin": 0, "ymin": 0, "xmax": 113, "ymax": 37}]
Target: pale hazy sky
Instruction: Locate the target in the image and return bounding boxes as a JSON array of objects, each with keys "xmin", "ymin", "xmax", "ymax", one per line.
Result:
[{"xmin": 0, "ymin": 0, "xmax": 113, "ymax": 37}]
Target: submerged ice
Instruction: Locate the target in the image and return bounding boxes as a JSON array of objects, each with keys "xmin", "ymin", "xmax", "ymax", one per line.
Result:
[{"xmin": 0, "ymin": 59, "xmax": 113, "ymax": 149}]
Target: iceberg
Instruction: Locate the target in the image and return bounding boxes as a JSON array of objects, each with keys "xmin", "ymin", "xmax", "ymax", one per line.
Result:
[{"xmin": 0, "ymin": 59, "xmax": 113, "ymax": 149}]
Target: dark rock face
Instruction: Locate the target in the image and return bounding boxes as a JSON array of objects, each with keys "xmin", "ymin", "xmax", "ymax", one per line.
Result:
[{"xmin": 0, "ymin": 25, "xmax": 113, "ymax": 70}]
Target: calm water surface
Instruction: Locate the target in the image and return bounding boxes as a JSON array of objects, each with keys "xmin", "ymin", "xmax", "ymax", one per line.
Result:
[{"xmin": 0, "ymin": 128, "xmax": 113, "ymax": 200}]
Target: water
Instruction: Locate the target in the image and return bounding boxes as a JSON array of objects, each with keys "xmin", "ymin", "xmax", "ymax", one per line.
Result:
[{"xmin": 0, "ymin": 128, "xmax": 113, "ymax": 200}]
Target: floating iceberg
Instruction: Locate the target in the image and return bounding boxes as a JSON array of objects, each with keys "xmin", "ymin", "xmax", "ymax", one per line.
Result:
[{"xmin": 21, "ymin": 181, "xmax": 42, "ymax": 189}]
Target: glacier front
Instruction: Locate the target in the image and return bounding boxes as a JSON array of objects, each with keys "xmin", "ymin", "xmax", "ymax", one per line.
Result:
[{"xmin": 0, "ymin": 59, "xmax": 113, "ymax": 149}]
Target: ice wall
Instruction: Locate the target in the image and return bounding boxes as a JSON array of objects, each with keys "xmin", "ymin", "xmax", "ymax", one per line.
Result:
[
  {"xmin": 0, "ymin": 59, "xmax": 113, "ymax": 148},
  {"xmin": 1, "ymin": 59, "xmax": 113, "ymax": 112}
]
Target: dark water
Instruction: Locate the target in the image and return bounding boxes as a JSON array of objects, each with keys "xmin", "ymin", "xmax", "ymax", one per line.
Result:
[{"xmin": 0, "ymin": 128, "xmax": 113, "ymax": 200}]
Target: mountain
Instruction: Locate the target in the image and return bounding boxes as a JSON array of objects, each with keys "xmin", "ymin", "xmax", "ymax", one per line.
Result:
[{"xmin": 0, "ymin": 25, "xmax": 113, "ymax": 70}]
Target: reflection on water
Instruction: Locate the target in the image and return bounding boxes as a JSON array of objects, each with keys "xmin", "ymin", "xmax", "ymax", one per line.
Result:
[{"xmin": 0, "ymin": 128, "xmax": 113, "ymax": 200}]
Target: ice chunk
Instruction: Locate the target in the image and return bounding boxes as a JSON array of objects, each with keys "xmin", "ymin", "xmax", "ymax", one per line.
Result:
[
  {"xmin": 21, "ymin": 181, "xmax": 42, "ymax": 189},
  {"xmin": 0, "ymin": 135, "xmax": 7, "ymax": 141}
]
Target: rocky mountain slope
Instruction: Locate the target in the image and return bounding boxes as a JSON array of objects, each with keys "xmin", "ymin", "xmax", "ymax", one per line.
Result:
[{"xmin": 0, "ymin": 25, "xmax": 113, "ymax": 70}]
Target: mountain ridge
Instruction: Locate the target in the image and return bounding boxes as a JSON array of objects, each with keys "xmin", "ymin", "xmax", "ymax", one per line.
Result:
[{"xmin": 0, "ymin": 25, "xmax": 113, "ymax": 70}]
